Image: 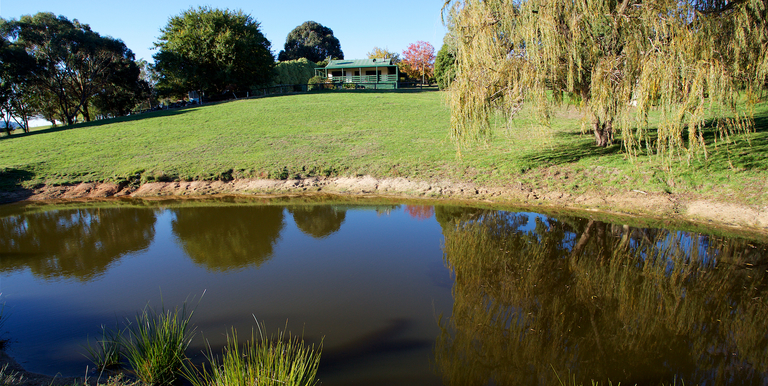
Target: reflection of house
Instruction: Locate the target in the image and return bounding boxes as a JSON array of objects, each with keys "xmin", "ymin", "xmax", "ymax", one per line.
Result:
[{"xmin": 315, "ymin": 59, "xmax": 399, "ymax": 89}]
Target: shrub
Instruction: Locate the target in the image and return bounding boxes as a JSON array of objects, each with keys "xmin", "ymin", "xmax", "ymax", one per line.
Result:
[
  {"xmin": 307, "ymin": 76, "xmax": 327, "ymax": 91},
  {"xmin": 274, "ymin": 58, "xmax": 317, "ymax": 86}
]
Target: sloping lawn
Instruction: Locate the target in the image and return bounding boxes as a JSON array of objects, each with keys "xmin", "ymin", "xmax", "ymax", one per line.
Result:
[{"xmin": 1, "ymin": 89, "xmax": 766, "ymax": 205}]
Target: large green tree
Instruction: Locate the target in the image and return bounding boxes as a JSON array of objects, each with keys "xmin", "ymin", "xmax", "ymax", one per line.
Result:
[
  {"xmin": 2, "ymin": 13, "xmax": 144, "ymax": 125},
  {"xmin": 0, "ymin": 29, "xmax": 38, "ymax": 133},
  {"xmin": 91, "ymin": 59, "xmax": 150, "ymax": 119},
  {"xmin": 277, "ymin": 21, "xmax": 344, "ymax": 63},
  {"xmin": 444, "ymin": 0, "xmax": 768, "ymax": 161},
  {"xmin": 153, "ymin": 7, "xmax": 274, "ymax": 99}
]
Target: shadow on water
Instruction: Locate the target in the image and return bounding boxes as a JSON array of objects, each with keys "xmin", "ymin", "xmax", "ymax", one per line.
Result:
[{"xmin": 319, "ymin": 318, "xmax": 432, "ymax": 372}]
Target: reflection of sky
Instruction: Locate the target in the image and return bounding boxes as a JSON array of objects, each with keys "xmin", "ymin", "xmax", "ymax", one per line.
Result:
[
  {"xmin": 491, "ymin": 211, "xmax": 725, "ymax": 275},
  {"xmin": 515, "ymin": 212, "xmax": 550, "ymax": 233}
]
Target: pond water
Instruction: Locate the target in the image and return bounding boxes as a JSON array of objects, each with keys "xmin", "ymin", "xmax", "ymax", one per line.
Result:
[{"xmin": 0, "ymin": 198, "xmax": 766, "ymax": 385}]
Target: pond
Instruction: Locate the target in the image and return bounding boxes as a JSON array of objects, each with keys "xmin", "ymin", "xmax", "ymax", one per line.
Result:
[{"xmin": 0, "ymin": 198, "xmax": 766, "ymax": 385}]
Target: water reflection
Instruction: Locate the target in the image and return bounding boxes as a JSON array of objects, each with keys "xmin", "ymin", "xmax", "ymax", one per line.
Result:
[
  {"xmin": 436, "ymin": 208, "xmax": 768, "ymax": 385},
  {"xmin": 288, "ymin": 206, "xmax": 346, "ymax": 238},
  {"xmin": 0, "ymin": 208, "xmax": 155, "ymax": 281},
  {"xmin": 171, "ymin": 206, "xmax": 285, "ymax": 271}
]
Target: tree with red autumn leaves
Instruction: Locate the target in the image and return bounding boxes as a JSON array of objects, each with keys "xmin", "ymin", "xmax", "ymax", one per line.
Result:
[{"xmin": 401, "ymin": 41, "xmax": 435, "ymax": 85}]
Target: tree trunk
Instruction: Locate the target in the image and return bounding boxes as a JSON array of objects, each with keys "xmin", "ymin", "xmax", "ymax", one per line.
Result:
[
  {"xmin": 82, "ymin": 103, "xmax": 91, "ymax": 122},
  {"xmin": 593, "ymin": 118, "xmax": 614, "ymax": 147}
]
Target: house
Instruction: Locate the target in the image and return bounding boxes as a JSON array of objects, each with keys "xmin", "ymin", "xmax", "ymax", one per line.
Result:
[{"xmin": 315, "ymin": 58, "xmax": 399, "ymax": 89}]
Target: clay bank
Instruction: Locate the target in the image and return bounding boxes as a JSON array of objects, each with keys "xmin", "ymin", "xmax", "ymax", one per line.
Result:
[{"xmin": 1, "ymin": 176, "xmax": 766, "ymax": 236}]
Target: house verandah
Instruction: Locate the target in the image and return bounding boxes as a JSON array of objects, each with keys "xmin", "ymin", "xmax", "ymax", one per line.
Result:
[{"xmin": 315, "ymin": 58, "xmax": 399, "ymax": 89}]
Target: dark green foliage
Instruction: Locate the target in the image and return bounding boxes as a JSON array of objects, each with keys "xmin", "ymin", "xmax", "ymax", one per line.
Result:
[
  {"xmin": 0, "ymin": 28, "xmax": 39, "ymax": 133},
  {"xmin": 434, "ymin": 43, "xmax": 456, "ymax": 90},
  {"xmin": 91, "ymin": 59, "xmax": 150, "ymax": 118},
  {"xmin": 277, "ymin": 21, "xmax": 343, "ymax": 63},
  {"xmin": 153, "ymin": 7, "xmax": 274, "ymax": 99},
  {"xmin": 2, "ymin": 13, "xmax": 145, "ymax": 125}
]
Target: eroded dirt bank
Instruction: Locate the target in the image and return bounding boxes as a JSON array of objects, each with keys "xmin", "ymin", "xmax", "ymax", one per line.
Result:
[{"xmin": 2, "ymin": 176, "xmax": 766, "ymax": 234}]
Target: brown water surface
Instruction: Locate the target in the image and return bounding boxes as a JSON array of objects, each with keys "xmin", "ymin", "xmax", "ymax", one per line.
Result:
[{"xmin": 0, "ymin": 199, "xmax": 766, "ymax": 385}]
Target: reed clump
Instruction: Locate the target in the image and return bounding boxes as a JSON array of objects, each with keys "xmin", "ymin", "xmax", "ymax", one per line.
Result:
[
  {"xmin": 120, "ymin": 304, "xmax": 195, "ymax": 386},
  {"xmin": 0, "ymin": 364, "xmax": 24, "ymax": 386},
  {"xmin": 85, "ymin": 303, "xmax": 322, "ymax": 386},
  {"xmin": 185, "ymin": 321, "xmax": 322, "ymax": 386},
  {"xmin": 84, "ymin": 324, "xmax": 124, "ymax": 372},
  {"xmin": 84, "ymin": 302, "xmax": 196, "ymax": 386}
]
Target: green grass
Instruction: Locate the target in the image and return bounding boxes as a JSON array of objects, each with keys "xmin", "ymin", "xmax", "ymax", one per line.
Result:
[
  {"xmin": 84, "ymin": 324, "xmax": 124, "ymax": 372},
  {"xmin": 1, "ymin": 89, "xmax": 766, "ymax": 206},
  {"xmin": 0, "ymin": 364, "xmax": 23, "ymax": 386},
  {"xmin": 185, "ymin": 322, "xmax": 322, "ymax": 386},
  {"xmin": 120, "ymin": 303, "xmax": 196, "ymax": 386}
]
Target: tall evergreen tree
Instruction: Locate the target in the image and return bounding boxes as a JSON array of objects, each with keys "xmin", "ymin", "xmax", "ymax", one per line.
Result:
[{"xmin": 277, "ymin": 21, "xmax": 343, "ymax": 63}]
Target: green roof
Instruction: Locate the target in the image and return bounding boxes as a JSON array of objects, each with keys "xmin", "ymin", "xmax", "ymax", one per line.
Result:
[{"xmin": 324, "ymin": 59, "xmax": 395, "ymax": 69}]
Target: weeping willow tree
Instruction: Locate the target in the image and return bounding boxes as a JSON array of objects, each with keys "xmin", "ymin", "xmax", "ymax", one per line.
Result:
[{"xmin": 443, "ymin": 0, "xmax": 768, "ymax": 162}]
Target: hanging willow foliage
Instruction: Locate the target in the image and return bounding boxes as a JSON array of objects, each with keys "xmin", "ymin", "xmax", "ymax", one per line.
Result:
[{"xmin": 443, "ymin": 0, "xmax": 768, "ymax": 163}]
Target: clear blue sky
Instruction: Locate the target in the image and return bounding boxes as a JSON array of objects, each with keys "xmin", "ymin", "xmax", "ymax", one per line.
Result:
[{"xmin": 1, "ymin": 0, "xmax": 448, "ymax": 63}]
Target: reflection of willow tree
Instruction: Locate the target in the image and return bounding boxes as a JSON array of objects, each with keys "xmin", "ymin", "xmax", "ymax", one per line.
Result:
[
  {"xmin": 172, "ymin": 206, "xmax": 285, "ymax": 271},
  {"xmin": 0, "ymin": 208, "xmax": 156, "ymax": 281},
  {"xmin": 287, "ymin": 206, "xmax": 346, "ymax": 239},
  {"xmin": 436, "ymin": 208, "xmax": 768, "ymax": 385}
]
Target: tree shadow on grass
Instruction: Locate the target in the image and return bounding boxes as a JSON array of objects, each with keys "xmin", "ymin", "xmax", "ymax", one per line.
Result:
[
  {"xmin": 522, "ymin": 132, "xmax": 623, "ymax": 167},
  {"xmin": 0, "ymin": 106, "xmax": 197, "ymax": 140},
  {"xmin": 530, "ymin": 110, "xmax": 768, "ymax": 171},
  {"xmin": 0, "ymin": 168, "xmax": 35, "ymax": 203},
  {"xmin": 701, "ymin": 112, "xmax": 768, "ymax": 171}
]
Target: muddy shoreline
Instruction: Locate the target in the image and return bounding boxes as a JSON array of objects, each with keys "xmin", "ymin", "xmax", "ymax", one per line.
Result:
[
  {"xmin": 1, "ymin": 175, "xmax": 767, "ymax": 385},
  {"xmin": 1, "ymin": 176, "xmax": 766, "ymax": 233}
]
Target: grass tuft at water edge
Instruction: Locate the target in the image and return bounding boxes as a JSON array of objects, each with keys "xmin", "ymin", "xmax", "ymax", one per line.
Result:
[
  {"xmin": 120, "ymin": 302, "xmax": 196, "ymax": 386},
  {"xmin": 184, "ymin": 320, "xmax": 322, "ymax": 386}
]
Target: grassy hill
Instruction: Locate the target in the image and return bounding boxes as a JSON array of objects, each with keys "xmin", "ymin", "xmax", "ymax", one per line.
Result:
[{"xmin": 1, "ymin": 89, "xmax": 766, "ymax": 206}]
